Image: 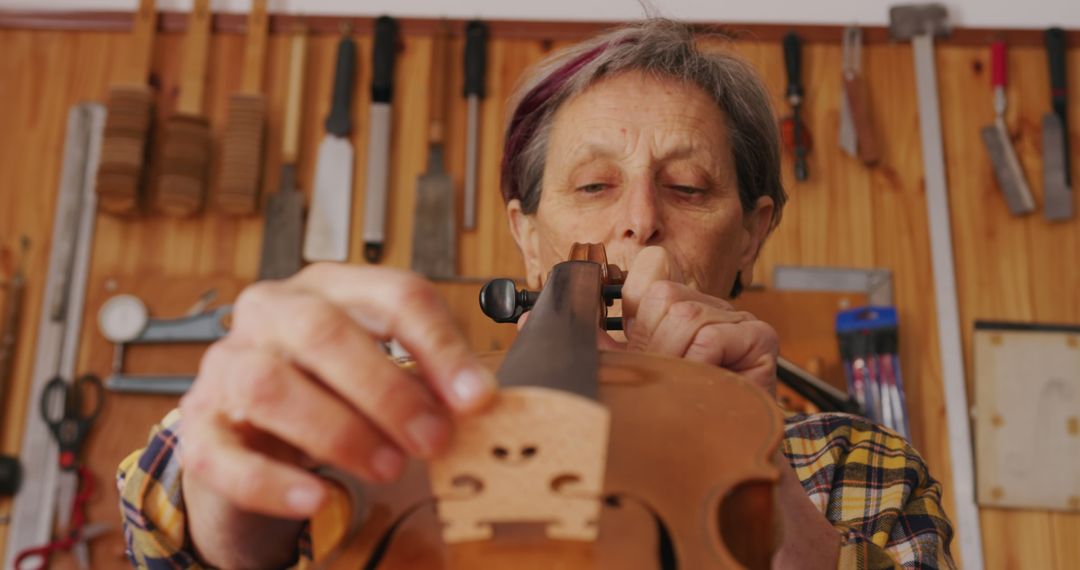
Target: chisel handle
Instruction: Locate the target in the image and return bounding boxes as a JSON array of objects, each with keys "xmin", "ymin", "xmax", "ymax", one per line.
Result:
[
  {"xmin": 464, "ymin": 20, "xmax": 488, "ymax": 99},
  {"xmin": 1046, "ymin": 28, "xmax": 1067, "ymax": 111},
  {"xmin": 990, "ymin": 41, "xmax": 1006, "ymax": 89},
  {"xmin": 282, "ymin": 32, "xmax": 307, "ymax": 164},
  {"xmin": 324, "ymin": 34, "xmax": 356, "ymax": 136},
  {"xmin": 428, "ymin": 22, "xmax": 450, "ymax": 145},
  {"xmin": 783, "ymin": 32, "xmax": 803, "ymax": 101},
  {"xmin": 371, "ymin": 16, "xmax": 398, "ymax": 104}
]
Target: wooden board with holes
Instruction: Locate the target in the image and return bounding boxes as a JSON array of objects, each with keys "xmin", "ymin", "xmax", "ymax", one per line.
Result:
[{"xmin": 974, "ymin": 324, "xmax": 1080, "ymax": 512}]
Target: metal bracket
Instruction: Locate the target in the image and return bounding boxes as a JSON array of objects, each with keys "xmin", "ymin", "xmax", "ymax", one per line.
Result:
[{"xmin": 104, "ymin": 304, "xmax": 231, "ymax": 395}]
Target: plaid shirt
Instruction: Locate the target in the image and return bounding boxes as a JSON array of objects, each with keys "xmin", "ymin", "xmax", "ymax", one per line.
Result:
[{"xmin": 118, "ymin": 409, "xmax": 955, "ymax": 569}]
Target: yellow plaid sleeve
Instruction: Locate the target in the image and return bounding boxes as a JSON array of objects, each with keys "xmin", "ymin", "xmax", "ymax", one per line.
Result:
[
  {"xmin": 783, "ymin": 412, "xmax": 957, "ymax": 570},
  {"xmin": 116, "ymin": 408, "xmax": 315, "ymax": 569}
]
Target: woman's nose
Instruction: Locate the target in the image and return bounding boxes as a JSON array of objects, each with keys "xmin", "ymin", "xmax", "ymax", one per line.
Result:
[{"xmin": 619, "ymin": 182, "xmax": 662, "ymax": 244}]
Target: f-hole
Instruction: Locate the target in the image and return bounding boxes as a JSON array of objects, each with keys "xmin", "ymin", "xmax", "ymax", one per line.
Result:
[
  {"xmin": 605, "ymin": 494, "xmax": 678, "ymax": 570},
  {"xmin": 718, "ymin": 480, "xmax": 774, "ymax": 570}
]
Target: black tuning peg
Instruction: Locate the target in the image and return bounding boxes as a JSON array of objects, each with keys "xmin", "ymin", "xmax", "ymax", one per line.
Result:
[{"xmin": 479, "ymin": 279, "xmax": 539, "ymax": 324}]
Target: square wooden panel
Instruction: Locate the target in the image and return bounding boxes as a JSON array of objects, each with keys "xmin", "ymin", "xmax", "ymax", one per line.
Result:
[{"xmin": 974, "ymin": 324, "xmax": 1080, "ymax": 512}]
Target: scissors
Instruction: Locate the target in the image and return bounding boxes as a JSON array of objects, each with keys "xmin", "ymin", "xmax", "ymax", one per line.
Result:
[
  {"xmin": 14, "ymin": 466, "xmax": 112, "ymax": 570},
  {"xmin": 39, "ymin": 373, "xmax": 103, "ymax": 535}
]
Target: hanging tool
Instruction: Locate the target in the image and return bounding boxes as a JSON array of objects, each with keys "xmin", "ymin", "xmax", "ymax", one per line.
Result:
[
  {"xmin": 98, "ymin": 294, "xmax": 231, "ymax": 395},
  {"xmin": 838, "ymin": 27, "xmax": 880, "ymax": 166},
  {"xmin": 96, "ymin": 0, "xmax": 156, "ymax": 215},
  {"xmin": 304, "ymin": 28, "xmax": 357, "ymax": 262},
  {"xmin": 14, "ymin": 467, "xmax": 111, "ymax": 570},
  {"xmin": 216, "ymin": 0, "xmax": 269, "ymax": 215},
  {"xmin": 1, "ymin": 237, "xmax": 28, "ymax": 421},
  {"xmin": 362, "ymin": 16, "xmax": 399, "ymax": 263},
  {"xmin": 155, "ymin": 0, "xmax": 213, "ymax": 216},
  {"xmin": 463, "ymin": 20, "xmax": 488, "ymax": 230},
  {"xmin": 258, "ymin": 29, "xmax": 309, "ymax": 281},
  {"xmin": 1042, "ymin": 28, "xmax": 1072, "ymax": 221},
  {"xmin": 889, "ymin": 4, "xmax": 983, "ymax": 568},
  {"xmin": 37, "ymin": 373, "xmax": 104, "ymax": 561},
  {"xmin": 3, "ymin": 103, "xmax": 104, "ymax": 570},
  {"xmin": 411, "ymin": 23, "xmax": 457, "ymax": 279},
  {"xmin": 980, "ymin": 41, "xmax": 1035, "ymax": 216},
  {"xmin": 781, "ymin": 32, "xmax": 809, "ymax": 181}
]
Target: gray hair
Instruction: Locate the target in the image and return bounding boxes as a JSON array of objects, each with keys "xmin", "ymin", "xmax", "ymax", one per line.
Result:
[{"xmin": 501, "ymin": 19, "xmax": 787, "ymax": 232}]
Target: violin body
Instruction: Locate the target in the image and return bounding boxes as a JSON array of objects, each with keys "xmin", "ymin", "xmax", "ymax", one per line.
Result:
[{"xmin": 312, "ymin": 352, "xmax": 782, "ymax": 569}]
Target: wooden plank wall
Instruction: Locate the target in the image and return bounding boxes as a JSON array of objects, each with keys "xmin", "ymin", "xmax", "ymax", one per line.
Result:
[{"xmin": 0, "ymin": 16, "xmax": 1078, "ymax": 568}]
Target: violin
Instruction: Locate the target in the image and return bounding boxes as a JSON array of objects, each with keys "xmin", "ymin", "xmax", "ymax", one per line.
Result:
[{"xmin": 310, "ymin": 243, "xmax": 784, "ymax": 569}]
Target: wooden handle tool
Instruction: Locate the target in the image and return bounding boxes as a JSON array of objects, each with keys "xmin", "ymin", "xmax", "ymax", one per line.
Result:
[
  {"xmin": 216, "ymin": 0, "xmax": 269, "ymax": 215},
  {"xmin": 156, "ymin": 0, "xmax": 213, "ymax": 216},
  {"xmin": 96, "ymin": 0, "xmax": 157, "ymax": 215},
  {"xmin": 257, "ymin": 31, "xmax": 308, "ymax": 281}
]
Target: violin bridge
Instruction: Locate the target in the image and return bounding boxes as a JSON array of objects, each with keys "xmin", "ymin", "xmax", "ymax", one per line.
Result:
[{"xmin": 429, "ymin": 387, "xmax": 610, "ymax": 543}]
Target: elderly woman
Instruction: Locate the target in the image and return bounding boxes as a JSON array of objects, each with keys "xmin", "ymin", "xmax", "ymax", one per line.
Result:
[{"xmin": 119, "ymin": 19, "xmax": 954, "ymax": 569}]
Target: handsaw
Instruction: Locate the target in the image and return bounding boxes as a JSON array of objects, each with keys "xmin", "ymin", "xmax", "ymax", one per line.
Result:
[
  {"xmin": 411, "ymin": 23, "xmax": 457, "ymax": 279},
  {"xmin": 462, "ymin": 20, "xmax": 488, "ymax": 230},
  {"xmin": 258, "ymin": 30, "xmax": 308, "ymax": 281},
  {"xmin": 979, "ymin": 41, "xmax": 1034, "ymax": 215},
  {"xmin": 362, "ymin": 16, "xmax": 399, "ymax": 263},
  {"xmin": 1042, "ymin": 28, "xmax": 1072, "ymax": 221},
  {"xmin": 304, "ymin": 29, "xmax": 357, "ymax": 262},
  {"xmin": 838, "ymin": 27, "xmax": 880, "ymax": 166}
]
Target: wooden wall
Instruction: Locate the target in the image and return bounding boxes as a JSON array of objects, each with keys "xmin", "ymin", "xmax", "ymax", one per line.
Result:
[{"xmin": 0, "ymin": 14, "xmax": 1078, "ymax": 568}]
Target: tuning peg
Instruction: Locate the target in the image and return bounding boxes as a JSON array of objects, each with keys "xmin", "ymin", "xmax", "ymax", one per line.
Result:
[{"xmin": 479, "ymin": 279, "xmax": 539, "ymax": 324}]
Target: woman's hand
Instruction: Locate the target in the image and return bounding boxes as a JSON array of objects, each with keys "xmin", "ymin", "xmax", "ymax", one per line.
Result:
[
  {"xmin": 178, "ymin": 263, "xmax": 496, "ymax": 568},
  {"xmin": 617, "ymin": 246, "xmax": 779, "ymax": 395}
]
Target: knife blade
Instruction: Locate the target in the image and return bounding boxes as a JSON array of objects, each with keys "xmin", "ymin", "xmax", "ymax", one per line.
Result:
[
  {"xmin": 980, "ymin": 41, "xmax": 1034, "ymax": 215},
  {"xmin": 258, "ymin": 32, "xmax": 307, "ymax": 281},
  {"xmin": 362, "ymin": 16, "xmax": 398, "ymax": 263},
  {"xmin": 463, "ymin": 20, "xmax": 488, "ymax": 231},
  {"xmin": 1043, "ymin": 27, "xmax": 1072, "ymax": 221},
  {"xmin": 304, "ymin": 32, "xmax": 357, "ymax": 262}
]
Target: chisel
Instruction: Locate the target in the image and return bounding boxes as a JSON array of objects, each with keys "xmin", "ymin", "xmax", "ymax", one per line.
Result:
[
  {"xmin": 979, "ymin": 41, "xmax": 1034, "ymax": 215},
  {"xmin": 363, "ymin": 16, "xmax": 399, "ymax": 263},
  {"xmin": 782, "ymin": 32, "xmax": 808, "ymax": 181},
  {"xmin": 411, "ymin": 23, "xmax": 456, "ymax": 278},
  {"xmin": 304, "ymin": 30, "xmax": 357, "ymax": 262},
  {"xmin": 1043, "ymin": 28, "xmax": 1072, "ymax": 221},
  {"xmin": 1, "ymin": 238, "xmax": 28, "ymax": 422},
  {"xmin": 258, "ymin": 31, "xmax": 308, "ymax": 281},
  {"xmin": 463, "ymin": 20, "xmax": 488, "ymax": 231}
]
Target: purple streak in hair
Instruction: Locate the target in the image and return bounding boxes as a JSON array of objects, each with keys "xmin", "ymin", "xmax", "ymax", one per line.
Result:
[{"xmin": 500, "ymin": 43, "xmax": 609, "ymax": 204}]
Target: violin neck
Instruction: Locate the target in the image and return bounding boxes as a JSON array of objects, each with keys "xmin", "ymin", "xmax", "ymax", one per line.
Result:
[{"xmin": 496, "ymin": 260, "xmax": 603, "ymax": 400}]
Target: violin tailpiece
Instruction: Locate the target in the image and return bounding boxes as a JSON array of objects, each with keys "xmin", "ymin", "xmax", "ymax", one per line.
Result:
[{"xmin": 429, "ymin": 387, "xmax": 611, "ymax": 543}]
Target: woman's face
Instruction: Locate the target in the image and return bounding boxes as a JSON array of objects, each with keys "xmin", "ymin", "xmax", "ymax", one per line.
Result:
[{"xmin": 508, "ymin": 71, "xmax": 774, "ymax": 298}]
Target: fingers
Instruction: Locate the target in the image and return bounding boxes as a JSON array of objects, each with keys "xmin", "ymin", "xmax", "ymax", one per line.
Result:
[
  {"xmin": 200, "ymin": 340, "xmax": 413, "ymax": 483},
  {"xmin": 180, "ymin": 411, "xmax": 328, "ymax": 519},
  {"xmin": 625, "ymin": 280, "xmax": 732, "ymax": 352},
  {"xmin": 287, "ymin": 264, "xmax": 496, "ymax": 413},
  {"xmin": 620, "ymin": 246, "xmax": 686, "ymax": 323},
  {"xmin": 227, "ymin": 288, "xmax": 454, "ymax": 459}
]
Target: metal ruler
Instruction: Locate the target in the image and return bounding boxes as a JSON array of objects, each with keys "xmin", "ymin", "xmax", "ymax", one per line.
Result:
[
  {"xmin": 890, "ymin": 4, "xmax": 984, "ymax": 567},
  {"xmin": 772, "ymin": 266, "xmax": 893, "ymax": 306},
  {"xmin": 3, "ymin": 103, "xmax": 104, "ymax": 569}
]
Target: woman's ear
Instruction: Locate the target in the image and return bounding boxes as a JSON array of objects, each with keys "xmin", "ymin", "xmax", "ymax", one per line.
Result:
[
  {"xmin": 506, "ymin": 199, "xmax": 544, "ymax": 289},
  {"xmin": 737, "ymin": 196, "xmax": 775, "ymax": 288}
]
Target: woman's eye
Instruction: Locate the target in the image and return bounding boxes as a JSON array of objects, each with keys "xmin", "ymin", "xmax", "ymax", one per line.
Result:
[
  {"xmin": 577, "ymin": 183, "xmax": 608, "ymax": 194},
  {"xmin": 670, "ymin": 185, "xmax": 705, "ymax": 195}
]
